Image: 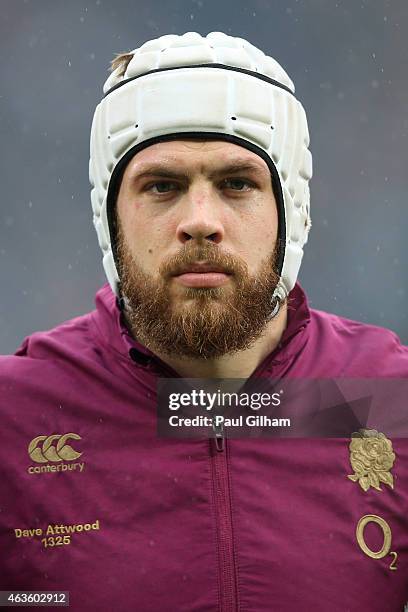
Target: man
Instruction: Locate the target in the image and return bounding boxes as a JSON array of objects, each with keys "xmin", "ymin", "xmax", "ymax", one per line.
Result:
[{"xmin": 1, "ymin": 32, "xmax": 407, "ymax": 612}]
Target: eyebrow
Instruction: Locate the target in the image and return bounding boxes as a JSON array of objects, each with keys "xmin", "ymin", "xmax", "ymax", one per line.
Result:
[{"xmin": 131, "ymin": 160, "xmax": 268, "ymax": 182}]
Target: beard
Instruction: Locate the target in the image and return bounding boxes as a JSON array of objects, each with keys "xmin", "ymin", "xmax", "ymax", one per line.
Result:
[{"xmin": 115, "ymin": 218, "xmax": 283, "ymax": 360}]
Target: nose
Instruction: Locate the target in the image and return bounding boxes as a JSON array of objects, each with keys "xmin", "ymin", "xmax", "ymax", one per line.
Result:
[{"xmin": 175, "ymin": 183, "xmax": 224, "ymax": 245}]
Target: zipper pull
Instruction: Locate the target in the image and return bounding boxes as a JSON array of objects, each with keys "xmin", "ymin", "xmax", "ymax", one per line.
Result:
[{"xmin": 212, "ymin": 419, "xmax": 225, "ymax": 452}]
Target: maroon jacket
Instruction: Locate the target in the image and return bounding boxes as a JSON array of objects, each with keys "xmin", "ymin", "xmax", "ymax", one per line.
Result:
[{"xmin": 0, "ymin": 282, "xmax": 407, "ymax": 611}]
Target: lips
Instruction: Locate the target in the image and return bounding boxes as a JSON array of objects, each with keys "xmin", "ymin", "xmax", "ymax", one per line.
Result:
[
  {"xmin": 171, "ymin": 262, "xmax": 232, "ymax": 288},
  {"xmin": 173, "ymin": 263, "xmax": 231, "ymax": 276}
]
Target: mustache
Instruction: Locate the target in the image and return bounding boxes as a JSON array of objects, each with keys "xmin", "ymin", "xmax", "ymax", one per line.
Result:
[{"xmin": 160, "ymin": 243, "xmax": 248, "ymax": 279}]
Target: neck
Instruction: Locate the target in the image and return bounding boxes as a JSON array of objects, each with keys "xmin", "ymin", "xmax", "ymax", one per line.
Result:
[{"xmin": 124, "ymin": 303, "xmax": 288, "ymax": 379}]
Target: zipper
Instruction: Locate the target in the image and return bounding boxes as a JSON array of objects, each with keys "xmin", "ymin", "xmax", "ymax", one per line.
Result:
[
  {"xmin": 212, "ymin": 419, "xmax": 225, "ymax": 452},
  {"xmin": 210, "ymin": 423, "xmax": 238, "ymax": 611}
]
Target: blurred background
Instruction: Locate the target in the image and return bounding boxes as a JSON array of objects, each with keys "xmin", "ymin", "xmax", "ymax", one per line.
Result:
[{"xmin": 1, "ymin": 0, "xmax": 407, "ymax": 353}]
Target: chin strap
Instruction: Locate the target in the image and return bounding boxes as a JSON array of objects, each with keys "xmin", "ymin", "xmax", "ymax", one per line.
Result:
[
  {"xmin": 268, "ymin": 296, "xmax": 281, "ymax": 319},
  {"xmin": 116, "ymin": 283, "xmax": 131, "ymax": 312},
  {"xmin": 268, "ymin": 281, "xmax": 288, "ymax": 320}
]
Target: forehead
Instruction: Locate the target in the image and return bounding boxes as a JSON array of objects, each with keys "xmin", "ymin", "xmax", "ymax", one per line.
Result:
[{"xmin": 123, "ymin": 139, "xmax": 270, "ymax": 177}]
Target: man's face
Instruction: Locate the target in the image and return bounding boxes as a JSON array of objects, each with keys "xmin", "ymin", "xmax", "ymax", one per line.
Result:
[{"xmin": 115, "ymin": 139, "xmax": 281, "ymax": 359}]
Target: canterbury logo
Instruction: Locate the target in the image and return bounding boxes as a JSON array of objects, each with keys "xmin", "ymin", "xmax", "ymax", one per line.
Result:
[{"xmin": 28, "ymin": 433, "xmax": 82, "ymax": 463}]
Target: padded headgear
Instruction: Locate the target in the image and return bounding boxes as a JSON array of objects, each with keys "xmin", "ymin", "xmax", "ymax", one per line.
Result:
[{"xmin": 89, "ymin": 31, "xmax": 312, "ymax": 306}]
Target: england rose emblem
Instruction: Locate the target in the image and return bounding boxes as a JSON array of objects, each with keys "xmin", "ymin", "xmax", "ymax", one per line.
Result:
[{"xmin": 347, "ymin": 429, "xmax": 395, "ymax": 492}]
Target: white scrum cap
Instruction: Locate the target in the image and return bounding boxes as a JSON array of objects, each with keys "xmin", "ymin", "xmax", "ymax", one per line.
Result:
[{"xmin": 89, "ymin": 31, "xmax": 313, "ymax": 307}]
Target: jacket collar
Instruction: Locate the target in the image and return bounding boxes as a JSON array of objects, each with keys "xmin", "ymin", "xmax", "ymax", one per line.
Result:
[{"xmin": 91, "ymin": 281, "xmax": 311, "ymax": 377}]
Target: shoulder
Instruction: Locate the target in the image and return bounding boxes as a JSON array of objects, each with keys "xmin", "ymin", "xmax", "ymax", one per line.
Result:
[
  {"xmin": 308, "ymin": 307, "xmax": 408, "ymax": 376},
  {"xmin": 0, "ymin": 310, "xmax": 98, "ymax": 381}
]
